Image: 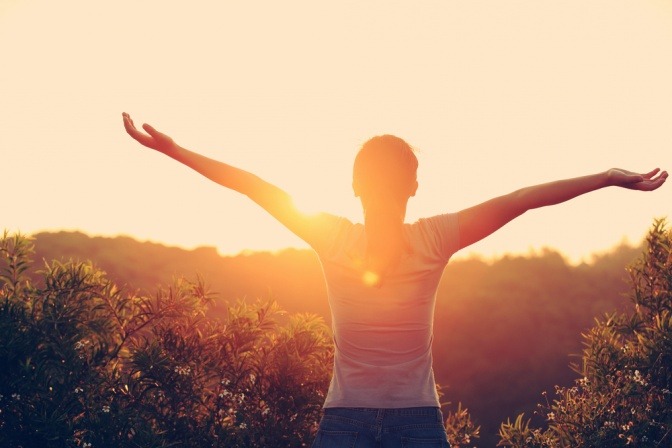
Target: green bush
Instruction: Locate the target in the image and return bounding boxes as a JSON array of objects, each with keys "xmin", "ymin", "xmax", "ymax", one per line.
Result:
[
  {"xmin": 498, "ymin": 219, "xmax": 672, "ymax": 447},
  {"xmin": 0, "ymin": 231, "xmax": 333, "ymax": 447},
  {"xmin": 0, "ymin": 230, "xmax": 499, "ymax": 447}
]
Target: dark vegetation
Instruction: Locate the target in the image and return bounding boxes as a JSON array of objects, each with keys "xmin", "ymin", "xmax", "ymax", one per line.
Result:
[
  {"xmin": 2, "ymin": 222, "xmax": 669, "ymax": 446},
  {"xmin": 499, "ymin": 220, "xmax": 672, "ymax": 447},
  {"xmin": 1, "ymin": 233, "xmax": 332, "ymax": 447},
  {"xmin": 28, "ymin": 231, "xmax": 639, "ymax": 446}
]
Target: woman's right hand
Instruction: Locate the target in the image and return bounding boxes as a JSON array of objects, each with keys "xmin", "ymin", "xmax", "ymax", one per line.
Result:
[
  {"xmin": 122, "ymin": 112, "xmax": 176, "ymax": 155},
  {"xmin": 606, "ymin": 168, "xmax": 668, "ymax": 191}
]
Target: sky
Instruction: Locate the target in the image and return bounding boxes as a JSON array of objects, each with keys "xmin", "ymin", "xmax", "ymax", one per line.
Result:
[{"xmin": 1, "ymin": 0, "xmax": 671, "ymax": 263}]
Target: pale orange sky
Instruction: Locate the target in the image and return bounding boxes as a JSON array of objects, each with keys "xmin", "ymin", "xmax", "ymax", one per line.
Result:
[{"xmin": 1, "ymin": 0, "xmax": 671, "ymax": 263}]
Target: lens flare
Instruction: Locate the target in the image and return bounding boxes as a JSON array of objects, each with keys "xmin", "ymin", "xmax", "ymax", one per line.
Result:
[{"xmin": 362, "ymin": 271, "xmax": 380, "ymax": 287}]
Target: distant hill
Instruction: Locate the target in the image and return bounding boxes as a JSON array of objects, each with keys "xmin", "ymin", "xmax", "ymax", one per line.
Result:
[
  {"xmin": 29, "ymin": 230, "xmax": 642, "ymax": 446},
  {"xmin": 31, "ymin": 231, "xmax": 330, "ymax": 318}
]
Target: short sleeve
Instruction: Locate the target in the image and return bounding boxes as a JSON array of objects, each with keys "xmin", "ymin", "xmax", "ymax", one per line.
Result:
[
  {"xmin": 417, "ymin": 213, "xmax": 461, "ymax": 261},
  {"xmin": 309, "ymin": 213, "xmax": 354, "ymax": 255}
]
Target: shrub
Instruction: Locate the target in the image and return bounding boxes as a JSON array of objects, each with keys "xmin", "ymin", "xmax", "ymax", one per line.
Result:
[
  {"xmin": 498, "ymin": 219, "xmax": 672, "ymax": 447},
  {"xmin": 0, "ymin": 231, "xmax": 332, "ymax": 447},
  {"xmin": 0, "ymin": 230, "xmax": 482, "ymax": 446},
  {"xmin": 444, "ymin": 401, "xmax": 481, "ymax": 447}
]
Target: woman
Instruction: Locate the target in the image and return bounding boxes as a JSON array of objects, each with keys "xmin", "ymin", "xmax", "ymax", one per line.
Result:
[{"xmin": 122, "ymin": 112, "xmax": 666, "ymax": 447}]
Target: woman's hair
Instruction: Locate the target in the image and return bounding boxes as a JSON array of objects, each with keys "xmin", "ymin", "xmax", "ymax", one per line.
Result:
[
  {"xmin": 353, "ymin": 135, "xmax": 418, "ymax": 206},
  {"xmin": 353, "ymin": 135, "xmax": 418, "ymax": 285}
]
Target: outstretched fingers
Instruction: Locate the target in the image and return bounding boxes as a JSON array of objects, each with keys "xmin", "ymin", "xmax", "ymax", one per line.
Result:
[
  {"xmin": 122, "ymin": 112, "xmax": 143, "ymax": 138},
  {"xmin": 122, "ymin": 112, "xmax": 136, "ymax": 134},
  {"xmin": 642, "ymin": 168, "xmax": 661, "ymax": 179},
  {"xmin": 142, "ymin": 123, "xmax": 163, "ymax": 139},
  {"xmin": 638, "ymin": 169, "xmax": 668, "ymax": 191},
  {"xmin": 654, "ymin": 170, "xmax": 668, "ymax": 185},
  {"xmin": 122, "ymin": 112, "xmax": 157, "ymax": 149}
]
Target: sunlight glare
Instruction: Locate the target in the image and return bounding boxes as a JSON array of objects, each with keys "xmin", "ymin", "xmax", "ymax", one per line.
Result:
[
  {"xmin": 293, "ymin": 193, "xmax": 326, "ymax": 217},
  {"xmin": 362, "ymin": 271, "xmax": 380, "ymax": 288}
]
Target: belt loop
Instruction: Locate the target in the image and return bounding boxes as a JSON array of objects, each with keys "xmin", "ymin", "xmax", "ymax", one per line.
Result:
[{"xmin": 375, "ymin": 408, "xmax": 384, "ymax": 441}]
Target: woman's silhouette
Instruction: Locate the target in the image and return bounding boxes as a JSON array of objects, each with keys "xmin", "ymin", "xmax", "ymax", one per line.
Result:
[{"xmin": 123, "ymin": 112, "xmax": 667, "ymax": 447}]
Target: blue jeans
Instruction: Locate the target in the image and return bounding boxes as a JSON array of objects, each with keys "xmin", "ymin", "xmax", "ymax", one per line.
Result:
[{"xmin": 311, "ymin": 407, "xmax": 451, "ymax": 448}]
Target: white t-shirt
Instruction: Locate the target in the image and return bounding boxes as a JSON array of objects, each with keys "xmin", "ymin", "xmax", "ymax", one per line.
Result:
[{"xmin": 314, "ymin": 213, "xmax": 461, "ymax": 408}]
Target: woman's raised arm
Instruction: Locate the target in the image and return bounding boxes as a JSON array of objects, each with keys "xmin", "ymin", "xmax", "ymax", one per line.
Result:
[
  {"xmin": 456, "ymin": 168, "xmax": 668, "ymax": 250},
  {"xmin": 122, "ymin": 112, "xmax": 330, "ymax": 247}
]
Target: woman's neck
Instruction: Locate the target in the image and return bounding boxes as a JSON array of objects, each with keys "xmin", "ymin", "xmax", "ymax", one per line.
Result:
[{"xmin": 362, "ymin": 198, "xmax": 407, "ymax": 226}]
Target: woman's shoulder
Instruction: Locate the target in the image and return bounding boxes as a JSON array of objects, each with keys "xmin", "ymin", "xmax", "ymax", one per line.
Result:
[
  {"xmin": 310, "ymin": 213, "xmax": 359, "ymax": 254},
  {"xmin": 406, "ymin": 213, "xmax": 461, "ymax": 260},
  {"xmin": 408, "ymin": 213, "xmax": 458, "ymax": 230}
]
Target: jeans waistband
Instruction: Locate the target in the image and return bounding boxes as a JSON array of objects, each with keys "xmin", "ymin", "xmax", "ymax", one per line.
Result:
[{"xmin": 325, "ymin": 406, "xmax": 442, "ymax": 418}]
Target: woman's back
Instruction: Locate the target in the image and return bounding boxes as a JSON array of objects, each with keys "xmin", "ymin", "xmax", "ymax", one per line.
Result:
[{"xmin": 316, "ymin": 213, "xmax": 460, "ymax": 408}]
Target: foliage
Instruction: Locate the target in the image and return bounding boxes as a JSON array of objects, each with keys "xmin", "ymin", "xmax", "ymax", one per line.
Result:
[
  {"xmin": 444, "ymin": 402, "xmax": 481, "ymax": 448},
  {"xmin": 0, "ymin": 231, "xmax": 333, "ymax": 447},
  {"xmin": 0, "ymin": 230, "xmax": 483, "ymax": 446},
  {"xmin": 31, "ymin": 230, "xmax": 642, "ymax": 446},
  {"xmin": 32, "ymin": 231, "xmax": 642, "ymax": 446},
  {"xmin": 498, "ymin": 219, "xmax": 672, "ymax": 447}
]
